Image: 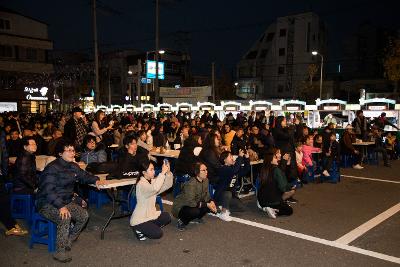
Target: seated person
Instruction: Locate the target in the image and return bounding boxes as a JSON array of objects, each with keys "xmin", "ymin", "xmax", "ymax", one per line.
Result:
[
  {"xmin": 230, "ymin": 127, "xmax": 247, "ymax": 155},
  {"xmin": 215, "ymin": 150, "xmax": 249, "ymax": 221},
  {"xmin": 172, "ymin": 162, "xmax": 217, "ymax": 231},
  {"xmin": 47, "ymin": 129, "xmax": 63, "ymax": 156},
  {"xmin": 174, "ymin": 136, "xmax": 201, "ymax": 177},
  {"xmin": 322, "ymin": 132, "xmax": 340, "ymax": 176},
  {"xmin": 80, "ymin": 135, "xmax": 107, "ymax": 165},
  {"xmin": 137, "ymin": 130, "xmax": 156, "ymax": 162},
  {"xmin": 313, "ymin": 134, "xmax": 323, "ymax": 149},
  {"xmin": 257, "ymin": 148, "xmax": 295, "ymax": 219},
  {"xmin": 302, "ymin": 134, "xmax": 321, "ymax": 172},
  {"xmin": 340, "ymin": 125, "xmax": 363, "ymax": 169},
  {"xmin": 371, "ymin": 127, "xmax": 390, "ymax": 167},
  {"xmin": 385, "ymin": 132, "xmax": 397, "ymax": 159},
  {"xmin": 36, "ymin": 139, "xmax": 104, "ymax": 263},
  {"xmin": 294, "ymin": 142, "xmax": 306, "ymax": 183},
  {"xmin": 130, "ymin": 161, "xmax": 173, "ymax": 241},
  {"xmin": 109, "ymin": 134, "xmax": 149, "ymax": 179},
  {"xmin": 6, "ymin": 129, "xmax": 21, "ymax": 157},
  {"xmin": 13, "ymin": 137, "xmax": 38, "ymax": 195}
]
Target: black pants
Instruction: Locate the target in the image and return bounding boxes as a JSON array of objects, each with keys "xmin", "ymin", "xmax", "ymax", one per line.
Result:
[
  {"xmin": 375, "ymin": 147, "xmax": 388, "ymax": 164},
  {"xmin": 178, "ymin": 206, "xmax": 209, "ymax": 225},
  {"xmin": 133, "ymin": 212, "xmax": 171, "ymax": 239},
  {"xmin": 0, "ymin": 193, "xmax": 17, "ymax": 229},
  {"xmin": 269, "ymin": 202, "xmax": 293, "ymax": 217}
]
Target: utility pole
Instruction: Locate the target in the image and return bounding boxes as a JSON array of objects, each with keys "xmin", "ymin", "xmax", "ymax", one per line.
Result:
[
  {"xmin": 93, "ymin": 0, "xmax": 100, "ymax": 105},
  {"xmin": 212, "ymin": 62, "xmax": 215, "ymax": 102},
  {"xmin": 154, "ymin": 0, "xmax": 160, "ymax": 104},
  {"xmin": 108, "ymin": 65, "xmax": 111, "ymax": 106},
  {"xmin": 137, "ymin": 59, "xmax": 142, "ymax": 106}
]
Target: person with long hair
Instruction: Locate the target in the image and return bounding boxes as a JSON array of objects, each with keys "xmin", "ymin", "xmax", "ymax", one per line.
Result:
[
  {"xmin": 91, "ymin": 110, "xmax": 113, "ymax": 143},
  {"xmin": 130, "ymin": 161, "xmax": 173, "ymax": 241},
  {"xmin": 257, "ymin": 148, "xmax": 295, "ymax": 219},
  {"xmin": 199, "ymin": 133, "xmax": 223, "ymax": 185}
]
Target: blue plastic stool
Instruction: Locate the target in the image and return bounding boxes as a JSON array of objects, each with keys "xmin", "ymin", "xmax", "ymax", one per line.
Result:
[
  {"xmin": 123, "ymin": 195, "xmax": 164, "ymax": 212},
  {"xmin": 88, "ymin": 189, "xmax": 111, "ymax": 209},
  {"xmin": 341, "ymin": 154, "xmax": 354, "ymax": 168},
  {"xmin": 320, "ymin": 161, "xmax": 341, "ymax": 183},
  {"xmin": 173, "ymin": 174, "xmax": 190, "ymax": 197},
  {"xmin": 5, "ymin": 182, "xmax": 13, "ymax": 193},
  {"xmin": 29, "ymin": 212, "xmax": 56, "ymax": 252},
  {"xmin": 208, "ymin": 184, "xmax": 215, "ymax": 198},
  {"xmin": 10, "ymin": 194, "xmax": 34, "ymax": 225},
  {"xmin": 304, "ymin": 165, "xmax": 315, "ymax": 183},
  {"xmin": 367, "ymin": 149, "xmax": 379, "ymax": 165}
]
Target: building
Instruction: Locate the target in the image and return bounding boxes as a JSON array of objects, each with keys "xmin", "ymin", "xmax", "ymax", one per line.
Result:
[
  {"xmin": 236, "ymin": 12, "xmax": 327, "ymax": 99},
  {"xmin": 0, "ymin": 7, "xmax": 54, "ymax": 113}
]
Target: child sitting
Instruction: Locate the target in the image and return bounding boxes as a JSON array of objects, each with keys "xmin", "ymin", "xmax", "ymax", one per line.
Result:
[
  {"xmin": 302, "ymin": 135, "xmax": 321, "ymax": 176},
  {"xmin": 322, "ymin": 132, "xmax": 340, "ymax": 177},
  {"xmin": 295, "ymin": 142, "xmax": 306, "ymax": 183}
]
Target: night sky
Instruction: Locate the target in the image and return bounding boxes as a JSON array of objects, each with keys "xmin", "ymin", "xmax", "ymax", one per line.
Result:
[{"xmin": 3, "ymin": 0, "xmax": 399, "ymax": 76}]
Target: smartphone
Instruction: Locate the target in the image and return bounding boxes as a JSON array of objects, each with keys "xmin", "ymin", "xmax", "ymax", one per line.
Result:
[{"xmin": 163, "ymin": 159, "xmax": 169, "ymax": 165}]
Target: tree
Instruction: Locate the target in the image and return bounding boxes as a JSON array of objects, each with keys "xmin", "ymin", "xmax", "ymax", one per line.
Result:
[
  {"xmin": 383, "ymin": 38, "xmax": 400, "ymax": 92},
  {"xmin": 307, "ymin": 63, "xmax": 319, "ymax": 85}
]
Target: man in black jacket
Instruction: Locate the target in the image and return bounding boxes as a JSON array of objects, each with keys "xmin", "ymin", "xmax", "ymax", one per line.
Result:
[
  {"xmin": 230, "ymin": 127, "xmax": 247, "ymax": 155},
  {"xmin": 13, "ymin": 137, "xmax": 38, "ymax": 195},
  {"xmin": 63, "ymin": 107, "xmax": 87, "ymax": 150}
]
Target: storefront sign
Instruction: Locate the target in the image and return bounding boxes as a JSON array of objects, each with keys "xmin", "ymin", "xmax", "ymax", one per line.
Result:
[
  {"xmin": 323, "ymin": 105, "xmax": 339, "ymax": 111},
  {"xmin": 286, "ymin": 106, "xmax": 300, "ymax": 111},
  {"xmin": 24, "ymin": 86, "xmax": 49, "ymax": 101},
  {"xmin": 368, "ymin": 105, "xmax": 386, "ymax": 111},
  {"xmin": 0, "ymin": 102, "xmax": 17, "ymax": 112}
]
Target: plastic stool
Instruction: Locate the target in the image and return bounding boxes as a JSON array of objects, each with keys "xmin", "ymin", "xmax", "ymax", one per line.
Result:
[
  {"xmin": 88, "ymin": 189, "xmax": 111, "ymax": 209},
  {"xmin": 5, "ymin": 182, "xmax": 13, "ymax": 193},
  {"xmin": 341, "ymin": 154, "xmax": 354, "ymax": 168},
  {"xmin": 29, "ymin": 212, "xmax": 56, "ymax": 252},
  {"xmin": 10, "ymin": 194, "xmax": 34, "ymax": 225},
  {"xmin": 320, "ymin": 161, "xmax": 341, "ymax": 183},
  {"xmin": 173, "ymin": 174, "xmax": 190, "ymax": 197},
  {"xmin": 208, "ymin": 184, "xmax": 215, "ymax": 198}
]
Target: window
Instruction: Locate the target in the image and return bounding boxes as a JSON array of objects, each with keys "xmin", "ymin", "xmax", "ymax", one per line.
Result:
[
  {"xmin": 266, "ymin": 32, "xmax": 275, "ymax": 42},
  {"xmin": 279, "ymin": 29, "xmax": 287, "ymax": 37},
  {"xmin": 277, "ymin": 84, "xmax": 284, "ymax": 92},
  {"xmin": 0, "ymin": 19, "xmax": 11, "ymax": 30},
  {"xmin": 278, "ymin": 66, "xmax": 285, "ymax": 75},
  {"xmin": 26, "ymin": 48, "xmax": 37, "ymax": 61},
  {"xmin": 279, "ymin": 48, "xmax": 285, "ymax": 56},
  {"xmin": 246, "ymin": 51, "xmax": 258, "ymax": 59},
  {"xmin": 259, "ymin": 49, "xmax": 268, "ymax": 58},
  {"xmin": 0, "ymin": 45, "xmax": 13, "ymax": 58}
]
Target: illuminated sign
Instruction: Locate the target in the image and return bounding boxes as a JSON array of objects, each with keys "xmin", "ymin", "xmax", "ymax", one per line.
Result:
[
  {"xmin": 0, "ymin": 102, "xmax": 17, "ymax": 112},
  {"xmin": 225, "ymin": 106, "xmax": 238, "ymax": 111},
  {"xmin": 24, "ymin": 86, "xmax": 49, "ymax": 101},
  {"xmin": 255, "ymin": 106, "xmax": 267, "ymax": 111},
  {"xmin": 179, "ymin": 107, "xmax": 190, "ymax": 111},
  {"xmin": 146, "ymin": 61, "xmax": 164, "ymax": 79},
  {"xmin": 323, "ymin": 106, "xmax": 339, "ymax": 111},
  {"xmin": 368, "ymin": 105, "xmax": 386, "ymax": 111},
  {"xmin": 286, "ymin": 106, "xmax": 300, "ymax": 111}
]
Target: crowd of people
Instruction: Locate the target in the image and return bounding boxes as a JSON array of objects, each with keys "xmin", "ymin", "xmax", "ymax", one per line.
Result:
[{"xmin": 0, "ymin": 107, "xmax": 399, "ymax": 263}]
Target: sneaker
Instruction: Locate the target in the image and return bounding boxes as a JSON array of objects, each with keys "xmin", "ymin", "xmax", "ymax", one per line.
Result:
[
  {"xmin": 217, "ymin": 211, "xmax": 233, "ymax": 222},
  {"xmin": 134, "ymin": 229, "xmax": 147, "ymax": 241},
  {"xmin": 5, "ymin": 225, "xmax": 28, "ymax": 236},
  {"xmin": 263, "ymin": 207, "xmax": 277, "ymax": 219},
  {"xmin": 53, "ymin": 251, "xmax": 72, "ymax": 263},
  {"xmin": 176, "ymin": 219, "xmax": 186, "ymax": 231},
  {"xmin": 322, "ymin": 170, "xmax": 330, "ymax": 177},
  {"xmin": 286, "ymin": 197, "xmax": 298, "ymax": 204},
  {"xmin": 353, "ymin": 164, "xmax": 364, "ymax": 169},
  {"xmin": 189, "ymin": 218, "xmax": 204, "ymax": 224}
]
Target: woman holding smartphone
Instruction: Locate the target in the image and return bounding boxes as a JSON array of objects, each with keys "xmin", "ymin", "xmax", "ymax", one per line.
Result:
[{"xmin": 130, "ymin": 160, "xmax": 173, "ymax": 241}]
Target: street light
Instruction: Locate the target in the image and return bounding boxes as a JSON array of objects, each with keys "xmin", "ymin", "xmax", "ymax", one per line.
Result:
[{"xmin": 312, "ymin": 50, "xmax": 324, "ymax": 99}]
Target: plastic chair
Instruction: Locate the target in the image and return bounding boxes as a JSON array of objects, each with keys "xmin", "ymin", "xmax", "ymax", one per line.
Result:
[
  {"xmin": 5, "ymin": 182, "xmax": 13, "ymax": 193},
  {"xmin": 10, "ymin": 194, "xmax": 34, "ymax": 225},
  {"xmin": 173, "ymin": 174, "xmax": 190, "ymax": 197},
  {"xmin": 88, "ymin": 189, "xmax": 111, "ymax": 209},
  {"xmin": 29, "ymin": 212, "xmax": 56, "ymax": 252}
]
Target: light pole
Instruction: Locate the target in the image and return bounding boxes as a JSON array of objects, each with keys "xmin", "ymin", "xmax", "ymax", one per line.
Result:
[
  {"xmin": 312, "ymin": 51, "xmax": 324, "ymax": 99},
  {"xmin": 155, "ymin": 0, "xmax": 160, "ymax": 104}
]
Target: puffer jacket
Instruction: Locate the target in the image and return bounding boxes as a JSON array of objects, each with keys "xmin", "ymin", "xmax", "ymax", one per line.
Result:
[
  {"xmin": 36, "ymin": 158, "xmax": 98, "ymax": 210},
  {"xmin": 13, "ymin": 150, "xmax": 37, "ymax": 193}
]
